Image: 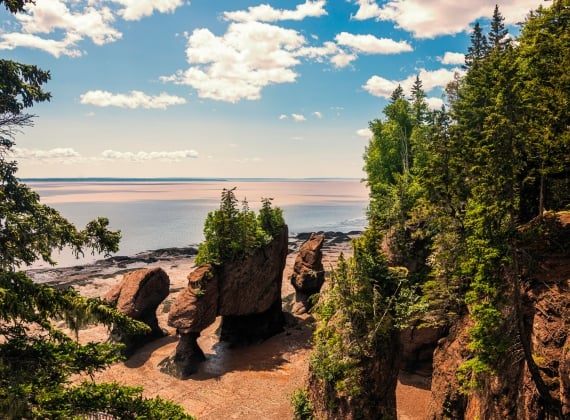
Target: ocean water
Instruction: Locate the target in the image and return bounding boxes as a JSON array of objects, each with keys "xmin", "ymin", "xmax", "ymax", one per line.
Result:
[{"xmin": 27, "ymin": 179, "xmax": 369, "ymax": 267}]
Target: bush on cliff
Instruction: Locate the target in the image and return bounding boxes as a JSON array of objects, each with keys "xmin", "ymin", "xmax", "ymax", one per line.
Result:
[{"xmin": 196, "ymin": 188, "xmax": 285, "ymax": 266}]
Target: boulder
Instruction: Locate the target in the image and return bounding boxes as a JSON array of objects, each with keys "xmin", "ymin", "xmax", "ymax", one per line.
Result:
[
  {"xmin": 290, "ymin": 232, "xmax": 325, "ymax": 314},
  {"xmin": 104, "ymin": 267, "xmax": 170, "ymax": 355}
]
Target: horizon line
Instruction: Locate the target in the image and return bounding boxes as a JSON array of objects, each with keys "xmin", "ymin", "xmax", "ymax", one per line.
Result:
[{"xmin": 23, "ymin": 177, "xmax": 363, "ymax": 182}]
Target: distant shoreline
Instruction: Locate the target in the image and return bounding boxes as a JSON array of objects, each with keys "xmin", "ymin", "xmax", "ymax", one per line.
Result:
[
  {"xmin": 23, "ymin": 177, "xmax": 362, "ymax": 183},
  {"xmin": 26, "ymin": 230, "xmax": 361, "ymax": 287}
]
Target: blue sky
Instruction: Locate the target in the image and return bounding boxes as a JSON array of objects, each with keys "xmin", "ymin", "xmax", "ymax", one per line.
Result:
[{"xmin": 1, "ymin": 0, "xmax": 545, "ymax": 178}]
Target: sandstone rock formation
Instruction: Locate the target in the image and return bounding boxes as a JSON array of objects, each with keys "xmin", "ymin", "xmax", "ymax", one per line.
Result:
[
  {"xmin": 428, "ymin": 212, "xmax": 570, "ymax": 419},
  {"xmin": 290, "ymin": 232, "xmax": 325, "ymax": 314},
  {"xmin": 162, "ymin": 225, "xmax": 289, "ymax": 378},
  {"xmin": 308, "ymin": 329, "xmax": 402, "ymax": 420},
  {"xmin": 104, "ymin": 267, "xmax": 170, "ymax": 355},
  {"xmin": 400, "ymin": 322, "xmax": 447, "ymax": 375}
]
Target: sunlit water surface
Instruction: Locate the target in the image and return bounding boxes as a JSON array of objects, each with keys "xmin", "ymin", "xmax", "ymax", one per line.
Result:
[{"xmin": 28, "ymin": 179, "xmax": 369, "ymax": 267}]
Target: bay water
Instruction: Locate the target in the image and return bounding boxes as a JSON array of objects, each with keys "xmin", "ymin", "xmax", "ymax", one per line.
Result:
[{"xmin": 27, "ymin": 179, "xmax": 369, "ymax": 268}]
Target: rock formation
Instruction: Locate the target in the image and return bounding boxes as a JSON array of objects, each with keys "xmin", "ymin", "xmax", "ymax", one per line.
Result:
[
  {"xmin": 104, "ymin": 267, "xmax": 170, "ymax": 355},
  {"xmin": 290, "ymin": 232, "xmax": 325, "ymax": 314},
  {"xmin": 428, "ymin": 212, "xmax": 570, "ymax": 419},
  {"xmin": 399, "ymin": 322, "xmax": 447, "ymax": 375},
  {"xmin": 162, "ymin": 225, "xmax": 288, "ymax": 377},
  {"xmin": 308, "ymin": 329, "xmax": 402, "ymax": 420}
]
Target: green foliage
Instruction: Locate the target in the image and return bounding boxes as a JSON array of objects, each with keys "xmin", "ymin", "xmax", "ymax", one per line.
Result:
[
  {"xmin": 0, "ymin": 0, "xmax": 33, "ymax": 14},
  {"xmin": 196, "ymin": 188, "xmax": 285, "ymax": 265},
  {"xmin": 361, "ymin": 2, "xmax": 570, "ymax": 393},
  {"xmin": 0, "ymin": 5, "xmax": 193, "ymax": 416},
  {"xmin": 310, "ymin": 233, "xmax": 401, "ymax": 401},
  {"xmin": 290, "ymin": 388, "xmax": 314, "ymax": 420},
  {"xmin": 36, "ymin": 381, "xmax": 195, "ymax": 419}
]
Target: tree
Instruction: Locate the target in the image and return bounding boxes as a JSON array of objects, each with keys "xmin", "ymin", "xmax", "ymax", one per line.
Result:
[
  {"xmin": 410, "ymin": 75, "xmax": 429, "ymax": 126},
  {"xmin": 488, "ymin": 4, "xmax": 509, "ymax": 49},
  {"xmin": 464, "ymin": 22, "xmax": 489, "ymax": 68},
  {"xmin": 196, "ymin": 188, "xmax": 285, "ymax": 265},
  {"xmin": 0, "ymin": 4, "xmax": 194, "ymax": 418}
]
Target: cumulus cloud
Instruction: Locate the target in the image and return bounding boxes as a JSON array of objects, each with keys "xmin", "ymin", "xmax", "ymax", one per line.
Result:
[
  {"xmin": 223, "ymin": 0, "xmax": 327, "ymax": 22},
  {"xmin": 0, "ymin": 0, "xmax": 183, "ymax": 56},
  {"xmin": 79, "ymin": 90, "xmax": 186, "ymax": 109},
  {"xmin": 335, "ymin": 32, "xmax": 412, "ymax": 54},
  {"xmin": 0, "ymin": 32, "xmax": 83, "ymax": 57},
  {"xmin": 101, "ymin": 149, "xmax": 198, "ymax": 162},
  {"xmin": 363, "ymin": 67, "xmax": 463, "ymax": 98},
  {"xmin": 440, "ymin": 52, "xmax": 465, "ymax": 65},
  {"xmin": 161, "ymin": 21, "xmax": 305, "ymax": 102},
  {"xmin": 111, "ymin": 0, "xmax": 183, "ymax": 21},
  {"xmin": 279, "ymin": 114, "xmax": 288, "ymax": 120},
  {"xmin": 292, "ymin": 113, "xmax": 306, "ymax": 122},
  {"xmin": 351, "ymin": 0, "xmax": 543, "ymax": 38},
  {"xmin": 356, "ymin": 128, "xmax": 373, "ymax": 138},
  {"xmin": 312, "ymin": 111, "xmax": 322, "ymax": 118}
]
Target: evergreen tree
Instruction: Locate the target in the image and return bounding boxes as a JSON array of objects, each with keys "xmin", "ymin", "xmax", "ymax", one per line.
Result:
[
  {"xmin": 196, "ymin": 189, "xmax": 285, "ymax": 265},
  {"xmin": 464, "ymin": 22, "xmax": 489, "ymax": 68},
  {"xmin": 410, "ymin": 75, "xmax": 429, "ymax": 126},
  {"xmin": 488, "ymin": 5, "xmax": 509, "ymax": 50},
  {"xmin": 0, "ymin": 3, "xmax": 194, "ymax": 418}
]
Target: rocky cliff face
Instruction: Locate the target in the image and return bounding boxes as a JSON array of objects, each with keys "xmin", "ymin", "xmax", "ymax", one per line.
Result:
[{"xmin": 428, "ymin": 212, "xmax": 570, "ymax": 419}]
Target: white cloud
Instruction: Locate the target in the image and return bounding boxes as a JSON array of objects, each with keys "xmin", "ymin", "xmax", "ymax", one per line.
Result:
[
  {"xmin": 111, "ymin": 0, "xmax": 183, "ymax": 21},
  {"xmin": 0, "ymin": 0, "xmax": 121, "ymax": 56},
  {"xmin": 335, "ymin": 32, "xmax": 412, "ymax": 54},
  {"xmin": 11, "ymin": 147, "xmax": 199, "ymax": 163},
  {"xmin": 352, "ymin": 0, "xmax": 543, "ymax": 38},
  {"xmin": 0, "ymin": 32, "xmax": 83, "ymax": 57},
  {"xmin": 279, "ymin": 114, "xmax": 288, "ymax": 120},
  {"xmin": 363, "ymin": 67, "xmax": 462, "ymax": 98},
  {"xmin": 426, "ymin": 97, "xmax": 444, "ymax": 110},
  {"xmin": 223, "ymin": 0, "xmax": 327, "ymax": 22},
  {"xmin": 351, "ymin": 0, "xmax": 383, "ymax": 21},
  {"xmin": 0, "ymin": 0, "xmax": 183, "ymax": 56},
  {"xmin": 12, "ymin": 147, "xmax": 81, "ymax": 160},
  {"xmin": 161, "ymin": 21, "xmax": 305, "ymax": 102},
  {"xmin": 292, "ymin": 113, "xmax": 306, "ymax": 122},
  {"xmin": 79, "ymin": 90, "xmax": 186, "ymax": 109},
  {"xmin": 312, "ymin": 111, "xmax": 322, "ymax": 118},
  {"xmin": 296, "ymin": 41, "xmax": 357, "ymax": 68},
  {"xmin": 101, "ymin": 149, "xmax": 198, "ymax": 162},
  {"xmin": 330, "ymin": 50, "xmax": 358, "ymax": 68},
  {"xmin": 356, "ymin": 128, "xmax": 373, "ymax": 138},
  {"xmin": 440, "ymin": 52, "xmax": 465, "ymax": 65}
]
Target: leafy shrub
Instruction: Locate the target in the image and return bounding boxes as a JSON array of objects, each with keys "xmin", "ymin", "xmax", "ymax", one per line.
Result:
[{"xmin": 290, "ymin": 388, "xmax": 314, "ymax": 420}]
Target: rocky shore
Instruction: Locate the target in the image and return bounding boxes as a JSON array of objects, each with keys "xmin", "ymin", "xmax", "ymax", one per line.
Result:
[{"xmin": 26, "ymin": 230, "xmax": 431, "ymax": 420}]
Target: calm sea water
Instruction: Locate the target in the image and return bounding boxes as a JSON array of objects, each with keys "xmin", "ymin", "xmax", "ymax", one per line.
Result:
[{"xmin": 27, "ymin": 179, "xmax": 369, "ymax": 267}]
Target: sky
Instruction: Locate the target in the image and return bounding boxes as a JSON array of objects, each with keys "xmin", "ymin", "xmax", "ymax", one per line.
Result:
[{"xmin": 1, "ymin": 0, "xmax": 547, "ymax": 179}]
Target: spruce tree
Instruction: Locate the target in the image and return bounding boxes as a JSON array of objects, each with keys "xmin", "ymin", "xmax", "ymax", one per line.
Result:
[
  {"xmin": 488, "ymin": 5, "xmax": 509, "ymax": 50},
  {"xmin": 464, "ymin": 22, "xmax": 489, "ymax": 68}
]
